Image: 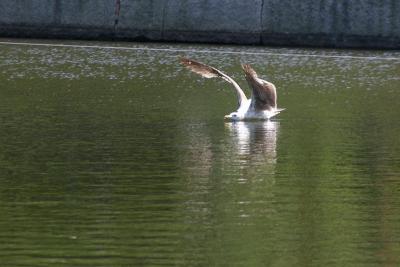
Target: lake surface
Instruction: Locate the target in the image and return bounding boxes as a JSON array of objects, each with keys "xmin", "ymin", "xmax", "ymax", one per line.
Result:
[{"xmin": 0, "ymin": 39, "xmax": 399, "ymax": 266}]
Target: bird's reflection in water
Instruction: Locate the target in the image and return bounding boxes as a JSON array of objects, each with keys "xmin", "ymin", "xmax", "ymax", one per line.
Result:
[
  {"xmin": 224, "ymin": 120, "xmax": 279, "ymax": 183},
  {"xmin": 179, "ymin": 121, "xmax": 280, "ymax": 229},
  {"xmin": 222, "ymin": 120, "xmax": 280, "ymax": 223}
]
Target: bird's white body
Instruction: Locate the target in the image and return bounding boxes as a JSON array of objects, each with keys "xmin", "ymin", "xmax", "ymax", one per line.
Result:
[{"xmin": 224, "ymin": 99, "xmax": 284, "ymax": 121}]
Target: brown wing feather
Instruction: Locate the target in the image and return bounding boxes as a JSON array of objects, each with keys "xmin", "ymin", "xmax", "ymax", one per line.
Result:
[
  {"xmin": 242, "ymin": 64, "xmax": 277, "ymax": 111},
  {"xmin": 180, "ymin": 58, "xmax": 224, "ymax": 79}
]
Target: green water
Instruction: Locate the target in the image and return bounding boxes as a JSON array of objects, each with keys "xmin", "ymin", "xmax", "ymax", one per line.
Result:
[{"xmin": 0, "ymin": 39, "xmax": 399, "ymax": 266}]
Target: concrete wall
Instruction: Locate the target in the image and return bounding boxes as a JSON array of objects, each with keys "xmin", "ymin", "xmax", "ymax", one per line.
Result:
[
  {"xmin": 261, "ymin": 0, "xmax": 400, "ymax": 48},
  {"xmin": 0, "ymin": 0, "xmax": 399, "ymax": 48}
]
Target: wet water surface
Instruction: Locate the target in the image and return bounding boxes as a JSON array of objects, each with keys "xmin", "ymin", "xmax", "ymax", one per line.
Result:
[{"xmin": 0, "ymin": 39, "xmax": 400, "ymax": 266}]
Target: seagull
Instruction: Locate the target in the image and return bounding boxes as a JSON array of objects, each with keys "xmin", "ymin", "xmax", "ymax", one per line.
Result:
[{"xmin": 180, "ymin": 58, "xmax": 284, "ymax": 121}]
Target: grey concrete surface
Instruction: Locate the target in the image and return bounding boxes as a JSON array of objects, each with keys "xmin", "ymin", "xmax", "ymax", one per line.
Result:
[
  {"xmin": 0, "ymin": 0, "xmax": 399, "ymax": 48},
  {"xmin": 162, "ymin": 0, "xmax": 262, "ymax": 44},
  {"xmin": 116, "ymin": 0, "xmax": 164, "ymax": 40},
  {"xmin": 261, "ymin": 0, "xmax": 400, "ymax": 47}
]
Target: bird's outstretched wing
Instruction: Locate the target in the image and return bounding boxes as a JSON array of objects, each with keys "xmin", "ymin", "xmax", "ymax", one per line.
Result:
[
  {"xmin": 180, "ymin": 58, "xmax": 247, "ymax": 107},
  {"xmin": 242, "ymin": 64, "xmax": 277, "ymax": 111},
  {"xmin": 180, "ymin": 58, "xmax": 224, "ymax": 79}
]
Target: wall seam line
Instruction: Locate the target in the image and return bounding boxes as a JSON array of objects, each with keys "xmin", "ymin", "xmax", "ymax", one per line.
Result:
[
  {"xmin": 161, "ymin": 1, "xmax": 167, "ymax": 39},
  {"xmin": 260, "ymin": 0, "xmax": 265, "ymax": 45}
]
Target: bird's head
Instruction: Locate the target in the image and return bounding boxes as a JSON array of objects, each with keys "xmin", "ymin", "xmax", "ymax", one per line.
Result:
[{"xmin": 224, "ymin": 112, "xmax": 241, "ymax": 121}]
